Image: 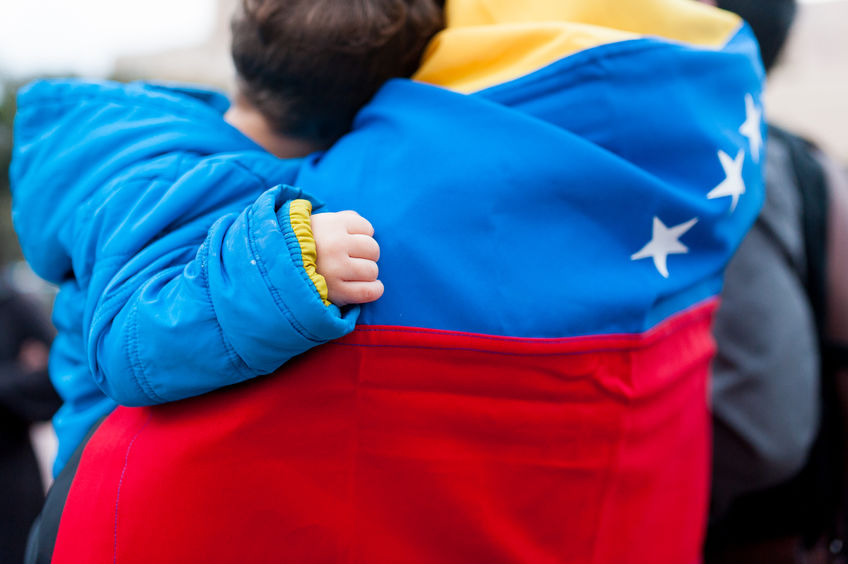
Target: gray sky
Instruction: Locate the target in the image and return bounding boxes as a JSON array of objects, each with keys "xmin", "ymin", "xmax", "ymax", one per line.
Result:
[
  {"xmin": 0, "ymin": 0, "xmax": 842, "ymax": 80},
  {"xmin": 0, "ymin": 0, "xmax": 215, "ymax": 78}
]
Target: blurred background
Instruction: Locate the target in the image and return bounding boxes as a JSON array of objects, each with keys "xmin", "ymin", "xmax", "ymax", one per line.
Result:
[
  {"xmin": 0, "ymin": 0, "xmax": 241, "ymax": 496},
  {"xmin": 0, "ymin": 0, "xmax": 846, "ymax": 485}
]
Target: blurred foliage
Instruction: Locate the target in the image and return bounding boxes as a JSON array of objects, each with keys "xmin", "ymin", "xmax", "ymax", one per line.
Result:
[
  {"xmin": 1, "ymin": 78, "xmax": 22, "ymax": 264},
  {"xmin": 0, "ymin": 80, "xmax": 15, "ymax": 194}
]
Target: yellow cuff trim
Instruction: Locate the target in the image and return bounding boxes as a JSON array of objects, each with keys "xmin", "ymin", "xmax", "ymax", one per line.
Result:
[
  {"xmin": 289, "ymin": 199, "xmax": 331, "ymax": 306},
  {"xmin": 415, "ymin": 0, "xmax": 742, "ymax": 94}
]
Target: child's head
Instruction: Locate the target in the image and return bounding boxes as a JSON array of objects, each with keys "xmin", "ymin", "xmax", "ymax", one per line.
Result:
[{"xmin": 231, "ymin": 0, "xmax": 444, "ymax": 148}]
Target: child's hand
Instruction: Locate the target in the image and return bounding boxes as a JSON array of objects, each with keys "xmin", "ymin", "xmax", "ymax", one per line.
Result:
[{"xmin": 311, "ymin": 211, "xmax": 384, "ymax": 307}]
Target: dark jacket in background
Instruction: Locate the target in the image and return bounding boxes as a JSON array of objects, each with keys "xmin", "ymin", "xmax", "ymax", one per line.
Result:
[{"xmin": 0, "ymin": 285, "xmax": 60, "ymax": 564}]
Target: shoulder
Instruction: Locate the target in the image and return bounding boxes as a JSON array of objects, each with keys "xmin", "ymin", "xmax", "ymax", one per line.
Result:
[
  {"xmin": 17, "ymin": 79, "xmax": 229, "ymax": 115},
  {"xmin": 13, "ymin": 80, "xmax": 235, "ymax": 157}
]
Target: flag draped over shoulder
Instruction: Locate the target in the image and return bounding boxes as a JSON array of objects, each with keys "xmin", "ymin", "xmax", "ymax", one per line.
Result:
[{"xmin": 48, "ymin": 1, "xmax": 765, "ymax": 563}]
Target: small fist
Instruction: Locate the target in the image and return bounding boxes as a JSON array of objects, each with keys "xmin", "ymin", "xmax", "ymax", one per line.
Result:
[{"xmin": 311, "ymin": 210, "xmax": 384, "ymax": 307}]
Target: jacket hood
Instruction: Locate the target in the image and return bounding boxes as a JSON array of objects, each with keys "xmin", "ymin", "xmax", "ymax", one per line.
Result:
[{"xmin": 10, "ymin": 80, "xmax": 282, "ymax": 282}]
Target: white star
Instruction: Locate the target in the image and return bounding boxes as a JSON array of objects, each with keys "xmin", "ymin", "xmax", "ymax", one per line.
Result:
[
  {"xmin": 739, "ymin": 93, "xmax": 763, "ymax": 163},
  {"xmin": 707, "ymin": 149, "xmax": 746, "ymax": 212},
  {"xmin": 631, "ymin": 216, "xmax": 699, "ymax": 278}
]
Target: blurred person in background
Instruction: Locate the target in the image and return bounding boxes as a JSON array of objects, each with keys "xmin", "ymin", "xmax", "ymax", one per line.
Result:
[
  {"xmin": 704, "ymin": 0, "xmax": 848, "ymax": 561},
  {"xmin": 0, "ymin": 274, "xmax": 59, "ymax": 564}
]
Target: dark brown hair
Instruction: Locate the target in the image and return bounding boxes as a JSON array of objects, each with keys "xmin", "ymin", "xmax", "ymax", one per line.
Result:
[{"xmin": 231, "ymin": 0, "xmax": 444, "ymax": 147}]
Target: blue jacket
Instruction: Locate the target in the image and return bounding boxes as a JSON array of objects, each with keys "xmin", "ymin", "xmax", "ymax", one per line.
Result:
[{"xmin": 11, "ymin": 80, "xmax": 357, "ymax": 475}]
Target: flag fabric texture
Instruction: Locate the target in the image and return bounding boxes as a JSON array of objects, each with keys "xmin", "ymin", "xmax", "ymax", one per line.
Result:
[{"xmin": 47, "ymin": 1, "xmax": 765, "ymax": 562}]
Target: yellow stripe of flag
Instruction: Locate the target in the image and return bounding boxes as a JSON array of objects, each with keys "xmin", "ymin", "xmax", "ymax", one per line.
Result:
[{"xmin": 415, "ymin": 0, "xmax": 743, "ymax": 94}]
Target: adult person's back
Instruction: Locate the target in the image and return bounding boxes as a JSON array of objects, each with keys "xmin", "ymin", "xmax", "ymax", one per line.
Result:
[
  {"xmin": 705, "ymin": 0, "xmax": 848, "ymax": 559},
  {"xmin": 39, "ymin": 1, "xmax": 766, "ymax": 562}
]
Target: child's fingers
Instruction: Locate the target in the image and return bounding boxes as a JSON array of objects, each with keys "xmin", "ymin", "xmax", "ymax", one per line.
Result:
[
  {"xmin": 330, "ymin": 280, "xmax": 384, "ymax": 306},
  {"xmin": 338, "ymin": 211, "xmax": 374, "ymax": 236},
  {"xmin": 348, "ymin": 234, "xmax": 380, "ymax": 261},
  {"xmin": 342, "ymin": 258, "xmax": 379, "ymax": 282}
]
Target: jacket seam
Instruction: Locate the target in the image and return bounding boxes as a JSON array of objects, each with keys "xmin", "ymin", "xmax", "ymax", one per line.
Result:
[
  {"xmin": 246, "ymin": 201, "xmax": 324, "ymax": 343},
  {"xmin": 88, "ymin": 255, "xmax": 136, "ymax": 328},
  {"xmin": 229, "ymin": 160, "xmax": 302, "ymax": 200},
  {"xmin": 199, "ymin": 236, "xmax": 254, "ymax": 379},
  {"xmin": 113, "ymin": 412, "xmax": 152, "ymax": 563},
  {"xmin": 127, "ymin": 302, "xmax": 164, "ymax": 403}
]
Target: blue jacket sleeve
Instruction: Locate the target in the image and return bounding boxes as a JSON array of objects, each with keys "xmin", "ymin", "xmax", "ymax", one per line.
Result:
[{"xmin": 80, "ymin": 166, "xmax": 357, "ymax": 406}]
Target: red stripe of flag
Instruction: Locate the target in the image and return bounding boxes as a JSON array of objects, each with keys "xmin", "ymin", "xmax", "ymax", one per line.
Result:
[{"xmin": 53, "ymin": 300, "xmax": 716, "ymax": 563}]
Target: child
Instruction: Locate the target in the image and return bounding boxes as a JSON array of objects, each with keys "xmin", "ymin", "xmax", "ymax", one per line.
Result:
[{"xmin": 10, "ymin": 0, "xmax": 444, "ymax": 476}]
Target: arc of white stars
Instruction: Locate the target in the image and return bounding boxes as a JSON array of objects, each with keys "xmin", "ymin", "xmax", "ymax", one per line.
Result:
[
  {"xmin": 707, "ymin": 149, "xmax": 746, "ymax": 212},
  {"xmin": 631, "ymin": 216, "xmax": 699, "ymax": 279},
  {"xmin": 739, "ymin": 93, "xmax": 763, "ymax": 163}
]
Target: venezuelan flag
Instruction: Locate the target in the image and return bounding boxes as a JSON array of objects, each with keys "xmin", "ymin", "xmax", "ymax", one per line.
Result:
[{"xmin": 47, "ymin": 1, "xmax": 765, "ymax": 562}]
